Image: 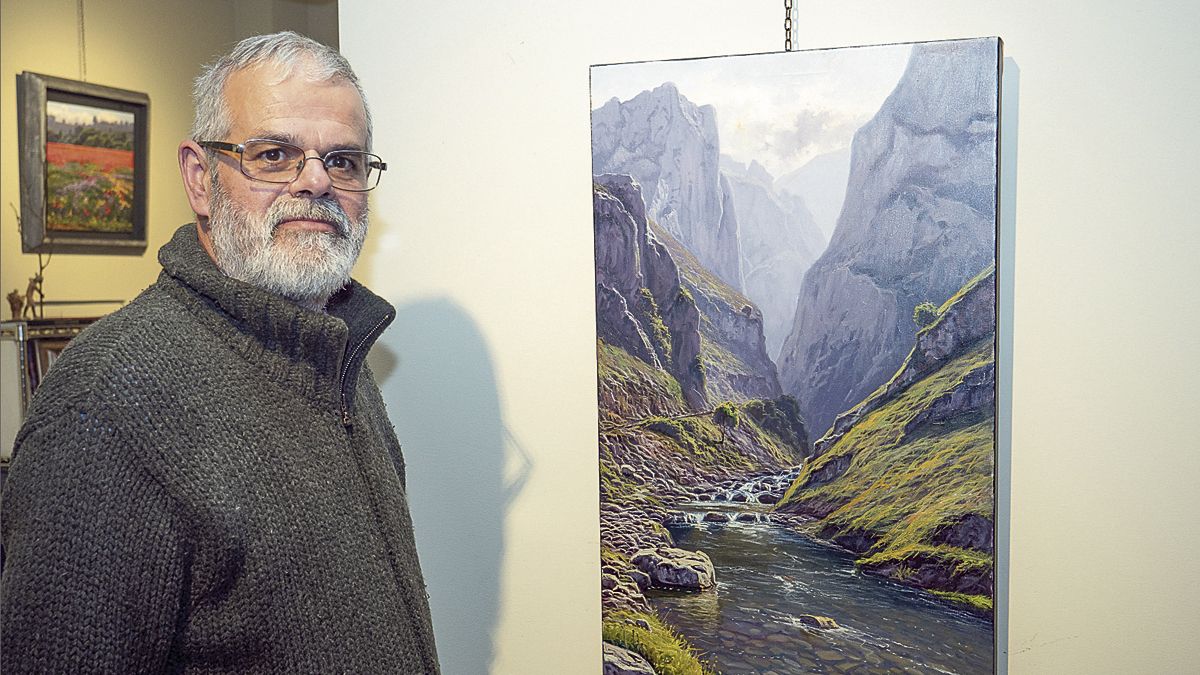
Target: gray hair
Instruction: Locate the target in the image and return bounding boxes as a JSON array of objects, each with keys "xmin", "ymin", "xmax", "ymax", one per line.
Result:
[{"xmin": 190, "ymin": 31, "xmax": 372, "ymax": 151}]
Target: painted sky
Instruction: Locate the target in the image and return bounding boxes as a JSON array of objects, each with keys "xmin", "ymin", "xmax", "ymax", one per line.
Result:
[
  {"xmin": 591, "ymin": 43, "xmax": 912, "ymax": 179},
  {"xmin": 47, "ymin": 100, "xmax": 133, "ymax": 127}
]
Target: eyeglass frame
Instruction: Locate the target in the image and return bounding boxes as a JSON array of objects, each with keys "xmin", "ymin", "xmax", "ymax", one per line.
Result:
[{"xmin": 197, "ymin": 139, "xmax": 387, "ymax": 192}]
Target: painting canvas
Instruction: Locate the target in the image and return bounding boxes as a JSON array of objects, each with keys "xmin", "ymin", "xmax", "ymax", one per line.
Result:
[
  {"xmin": 592, "ymin": 37, "xmax": 1000, "ymax": 674},
  {"xmin": 44, "ymin": 100, "xmax": 136, "ymax": 234},
  {"xmin": 17, "ymin": 72, "xmax": 149, "ymax": 254}
]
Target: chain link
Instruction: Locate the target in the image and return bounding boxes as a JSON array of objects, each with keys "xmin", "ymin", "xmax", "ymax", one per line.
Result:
[
  {"xmin": 77, "ymin": 0, "xmax": 87, "ymax": 81},
  {"xmin": 784, "ymin": 0, "xmax": 794, "ymax": 51}
]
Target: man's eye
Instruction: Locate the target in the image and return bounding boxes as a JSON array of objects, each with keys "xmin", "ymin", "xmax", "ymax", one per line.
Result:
[
  {"xmin": 327, "ymin": 154, "xmax": 359, "ymax": 171},
  {"xmin": 258, "ymin": 148, "xmax": 287, "ymax": 163}
]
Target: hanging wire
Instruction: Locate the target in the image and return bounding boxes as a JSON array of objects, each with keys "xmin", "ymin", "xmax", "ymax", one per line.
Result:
[
  {"xmin": 784, "ymin": 0, "xmax": 794, "ymax": 51},
  {"xmin": 76, "ymin": 0, "xmax": 87, "ymax": 81}
]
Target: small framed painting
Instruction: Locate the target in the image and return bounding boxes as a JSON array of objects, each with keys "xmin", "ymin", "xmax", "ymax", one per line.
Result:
[{"xmin": 17, "ymin": 72, "xmax": 149, "ymax": 254}]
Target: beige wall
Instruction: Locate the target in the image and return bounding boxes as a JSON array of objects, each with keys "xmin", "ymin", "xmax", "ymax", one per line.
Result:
[
  {"xmin": 343, "ymin": 1, "xmax": 1200, "ymax": 674},
  {"xmin": 0, "ymin": 0, "xmax": 336, "ymax": 318}
]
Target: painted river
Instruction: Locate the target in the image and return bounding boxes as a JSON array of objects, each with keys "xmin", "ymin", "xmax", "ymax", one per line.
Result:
[{"xmin": 655, "ymin": 503, "xmax": 993, "ymax": 674}]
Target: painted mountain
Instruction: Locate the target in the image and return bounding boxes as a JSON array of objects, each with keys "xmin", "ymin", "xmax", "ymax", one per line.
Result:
[
  {"xmin": 720, "ymin": 156, "xmax": 825, "ymax": 358},
  {"xmin": 592, "ymin": 37, "xmax": 1000, "ymax": 675},
  {"xmin": 592, "ymin": 82, "xmax": 827, "ymax": 361},
  {"xmin": 592, "ymin": 84, "xmax": 745, "ymax": 293},
  {"xmin": 774, "ymin": 147, "xmax": 851, "ymax": 244},
  {"xmin": 777, "ymin": 38, "xmax": 1000, "ymax": 438}
]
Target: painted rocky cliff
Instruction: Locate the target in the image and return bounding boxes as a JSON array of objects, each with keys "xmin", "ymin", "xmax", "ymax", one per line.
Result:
[
  {"xmin": 593, "ymin": 172, "xmax": 803, "ymax": 477},
  {"xmin": 592, "ymin": 83, "xmax": 744, "ymax": 293},
  {"xmin": 593, "ymin": 173, "xmax": 811, "ymax": 671},
  {"xmin": 721, "ymin": 157, "xmax": 825, "ymax": 359},
  {"xmin": 650, "ymin": 218, "xmax": 783, "ymax": 406},
  {"xmin": 777, "ymin": 39, "xmax": 1000, "ymax": 437},
  {"xmin": 777, "ymin": 266, "xmax": 996, "ymax": 615},
  {"xmin": 594, "ymin": 173, "xmax": 706, "ymax": 409}
]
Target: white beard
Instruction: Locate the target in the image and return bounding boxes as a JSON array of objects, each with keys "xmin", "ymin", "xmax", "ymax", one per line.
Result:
[{"xmin": 208, "ymin": 180, "xmax": 368, "ymax": 311}]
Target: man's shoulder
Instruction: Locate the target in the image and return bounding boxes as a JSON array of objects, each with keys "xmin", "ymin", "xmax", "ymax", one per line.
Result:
[
  {"xmin": 28, "ymin": 280, "xmax": 201, "ymax": 407},
  {"xmin": 11, "ymin": 280, "xmax": 207, "ymax": 468},
  {"xmin": 72, "ymin": 278, "xmax": 188, "ymax": 344}
]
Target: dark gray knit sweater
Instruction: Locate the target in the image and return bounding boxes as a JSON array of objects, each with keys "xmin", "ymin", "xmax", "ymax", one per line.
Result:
[{"xmin": 1, "ymin": 224, "xmax": 440, "ymax": 674}]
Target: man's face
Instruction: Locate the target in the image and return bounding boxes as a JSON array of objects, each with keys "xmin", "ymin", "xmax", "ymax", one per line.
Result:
[{"xmin": 204, "ymin": 61, "xmax": 371, "ymax": 308}]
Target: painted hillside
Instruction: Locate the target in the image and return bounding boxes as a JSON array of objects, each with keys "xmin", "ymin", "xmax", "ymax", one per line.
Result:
[{"xmin": 777, "ymin": 265, "xmax": 997, "ymax": 615}]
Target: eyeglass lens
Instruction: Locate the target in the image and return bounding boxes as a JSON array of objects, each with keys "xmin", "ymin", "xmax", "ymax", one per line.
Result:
[{"xmin": 241, "ymin": 140, "xmax": 380, "ymax": 190}]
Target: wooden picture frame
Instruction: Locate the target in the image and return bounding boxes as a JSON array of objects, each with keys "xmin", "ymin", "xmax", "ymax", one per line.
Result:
[{"xmin": 16, "ymin": 72, "xmax": 149, "ymax": 255}]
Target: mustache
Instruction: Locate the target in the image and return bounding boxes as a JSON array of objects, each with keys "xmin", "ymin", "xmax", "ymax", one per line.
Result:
[{"xmin": 267, "ymin": 197, "xmax": 353, "ymax": 237}]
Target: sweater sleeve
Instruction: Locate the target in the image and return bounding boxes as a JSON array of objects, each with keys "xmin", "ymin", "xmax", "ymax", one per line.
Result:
[{"xmin": 1, "ymin": 402, "xmax": 188, "ymax": 673}]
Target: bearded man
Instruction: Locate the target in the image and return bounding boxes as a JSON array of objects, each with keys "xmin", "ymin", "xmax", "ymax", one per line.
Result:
[{"xmin": 1, "ymin": 32, "xmax": 440, "ymax": 673}]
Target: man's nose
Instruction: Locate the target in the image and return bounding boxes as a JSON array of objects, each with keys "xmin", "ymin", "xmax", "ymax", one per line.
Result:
[{"xmin": 289, "ymin": 155, "xmax": 334, "ymax": 198}]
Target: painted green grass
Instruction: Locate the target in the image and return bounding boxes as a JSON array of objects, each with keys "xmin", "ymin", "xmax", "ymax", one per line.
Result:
[
  {"xmin": 599, "ymin": 339, "xmax": 794, "ymax": 472},
  {"xmin": 603, "ymin": 610, "xmax": 714, "ymax": 675},
  {"xmin": 598, "ymin": 445, "xmax": 636, "ymax": 502},
  {"xmin": 46, "ymin": 162, "xmax": 134, "ymax": 233},
  {"xmin": 601, "ymin": 547, "xmax": 631, "ymax": 569},
  {"xmin": 777, "ymin": 338, "xmax": 995, "ymax": 592},
  {"xmin": 598, "ymin": 339, "xmax": 686, "ymax": 410},
  {"xmin": 931, "ymin": 590, "xmax": 994, "ymax": 615},
  {"xmin": 936, "ymin": 262, "xmax": 996, "ymax": 315},
  {"xmin": 644, "ymin": 415, "xmax": 755, "ymax": 471},
  {"xmin": 696, "ymin": 334, "xmax": 788, "ymax": 409},
  {"xmin": 638, "ymin": 288, "xmax": 674, "ymax": 360},
  {"xmin": 698, "ymin": 335, "xmax": 747, "ymax": 377},
  {"xmin": 735, "ymin": 414, "xmax": 797, "ymax": 465},
  {"xmin": 825, "ymin": 418, "xmax": 994, "ymax": 557},
  {"xmin": 781, "ymin": 339, "xmax": 992, "ymax": 501}
]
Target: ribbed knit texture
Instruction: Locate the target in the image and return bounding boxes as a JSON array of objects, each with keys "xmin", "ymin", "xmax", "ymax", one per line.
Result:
[{"xmin": 1, "ymin": 224, "xmax": 440, "ymax": 674}]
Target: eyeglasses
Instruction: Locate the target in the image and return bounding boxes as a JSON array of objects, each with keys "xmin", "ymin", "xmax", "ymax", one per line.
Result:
[{"xmin": 198, "ymin": 139, "xmax": 387, "ymax": 192}]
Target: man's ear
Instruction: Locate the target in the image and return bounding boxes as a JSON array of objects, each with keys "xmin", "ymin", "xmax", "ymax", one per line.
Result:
[{"xmin": 179, "ymin": 140, "xmax": 212, "ymax": 219}]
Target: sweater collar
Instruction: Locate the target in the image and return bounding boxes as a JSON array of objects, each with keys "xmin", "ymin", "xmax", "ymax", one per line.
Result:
[{"xmin": 157, "ymin": 224, "xmax": 394, "ymax": 403}]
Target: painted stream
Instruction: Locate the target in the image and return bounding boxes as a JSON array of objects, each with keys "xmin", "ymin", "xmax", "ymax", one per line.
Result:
[{"xmin": 654, "ymin": 503, "xmax": 993, "ymax": 674}]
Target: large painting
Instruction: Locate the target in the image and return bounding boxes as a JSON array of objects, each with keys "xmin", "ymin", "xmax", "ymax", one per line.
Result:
[{"xmin": 592, "ymin": 37, "xmax": 1001, "ymax": 674}]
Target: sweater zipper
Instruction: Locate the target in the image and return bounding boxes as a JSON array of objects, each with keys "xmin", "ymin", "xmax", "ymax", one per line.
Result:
[{"xmin": 339, "ymin": 312, "xmax": 393, "ymax": 428}]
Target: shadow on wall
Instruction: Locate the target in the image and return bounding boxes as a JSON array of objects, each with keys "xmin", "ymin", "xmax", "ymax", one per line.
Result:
[{"xmin": 368, "ymin": 298, "xmax": 524, "ymax": 675}]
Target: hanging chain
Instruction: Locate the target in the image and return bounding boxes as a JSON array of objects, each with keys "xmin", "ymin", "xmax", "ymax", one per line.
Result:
[
  {"xmin": 77, "ymin": 0, "xmax": 87, "ymax": 81},
  {"xmin": 784, "ymin": 0, "xmax": 794, "ymax": 51}
]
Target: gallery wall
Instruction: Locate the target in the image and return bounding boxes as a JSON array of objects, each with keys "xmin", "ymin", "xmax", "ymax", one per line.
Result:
[
  {"xmin": 343, "ymin": 1, "xmax": 1200, "ymax": 674},
  {"xmin": 0, "ymin": 0, "xmax": 337, "ymax": 318}
]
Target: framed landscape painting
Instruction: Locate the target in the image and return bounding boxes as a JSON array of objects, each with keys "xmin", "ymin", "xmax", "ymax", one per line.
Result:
[
  {"xmin": 17, "ymin": 72, "xmax": 149, "ymax": 254},
  {"xmin": 592, "ymin": 37, "xmax": 1001, "ymax": 674}
]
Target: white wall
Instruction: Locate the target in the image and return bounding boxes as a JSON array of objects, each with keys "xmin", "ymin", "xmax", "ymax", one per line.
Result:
[{"xmin": 342, "ymin": 2, "xmax": 1200, "ymax": 673}]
